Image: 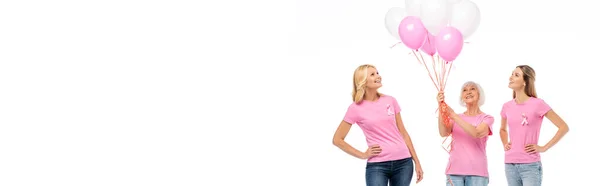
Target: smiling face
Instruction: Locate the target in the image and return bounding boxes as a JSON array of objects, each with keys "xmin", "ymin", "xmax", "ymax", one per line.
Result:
[
  {"xmin": 459, "ymin": 81, "xmax": 485, "ymax": 107},
  {"xmin": 461, "ymin": 83, "xmax": 480, "ymax": 105},
  {"xmin": 364, "ymin": 67, "xmax": 382, "ymax": 90},
  {"xmin": 352, "ymin": 64, "xmax": 383, "ymax": 103}
]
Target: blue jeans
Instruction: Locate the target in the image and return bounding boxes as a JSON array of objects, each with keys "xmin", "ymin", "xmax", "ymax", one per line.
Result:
[
  {"xmin": 505, "ymin": 162, "xmax": 543, "ymax": 186},
  {"xmin": 446, "ymin": 175, "xmax": 489, "ymax": 186},
  {"xmin": 365, "ymin": 157, "xmax": 413, "ymax": 186}
]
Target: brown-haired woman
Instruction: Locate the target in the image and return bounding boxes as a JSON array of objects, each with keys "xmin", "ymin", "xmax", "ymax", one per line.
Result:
[{"xmin": 499, "ymin": 65, "xmax": 570, "ymax": 186}]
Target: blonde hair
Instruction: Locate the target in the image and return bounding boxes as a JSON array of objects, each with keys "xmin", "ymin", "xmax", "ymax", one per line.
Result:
[
  {"xmin": 512, "ymin": 65, "xmax": 538, "ymax": 98},
  {"xmin": 352, "ymin": 64, "xmax": 381, "ymax": 103},
  {"xmin": 459, "ymin": 81, "xmax": 485, "ymax": 107}
]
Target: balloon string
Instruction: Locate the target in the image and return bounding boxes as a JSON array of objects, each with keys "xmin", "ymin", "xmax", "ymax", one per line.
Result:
[
  {"xmin": 417, "ymin": 51, "xmax": 431, "ymax": 76},
  {"xmin": 444, "ymin": 61, "xmax": 453, "ymax": 90},
  {"xmin": 389, "ymin": 42, "xmax": 402, "ymax": 49},
  {"xmin": 437, "ymin": 55, "xmax": 443, "ymax": 90},
  {"xmin": 442, "ymin": 115, "xmax": 454, "ymax": 186},
  {"xmin": 441, "ymin": 57, "xmax": 446, "ymax": 89},
  {"xmin": 402, "ymin": 39, "xmax": 459, "ymax": 186},
  {"xmin": 439, "ymin": 102, "xmax": 452, "ymax": 128},
  {"xmin": 438, "ymin": 56, "xmax": 443, "ymax": 89},
  {"xmin": 407, "ymin": 46, "xmax": 457, "ymax": 186},
  {"xmin": 432, "ymin": 55, "xmax": 441, "ymax": 88},
  {"xmin": 412, "ymin": 50, "xmax": 439, "ymax": 91}
]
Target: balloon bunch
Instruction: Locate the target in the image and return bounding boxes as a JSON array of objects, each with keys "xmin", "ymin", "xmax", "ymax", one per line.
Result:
[
  {"xmin": 385, "ymin": 0, "xmax": 481, "ymax": 48},
  {"xmin": 384, "ymin": 1, "xmax": 480, "ymax": 185},
  {"xmin": 384, "ymin": 0, "xmax": 481, "ymax": 129}
]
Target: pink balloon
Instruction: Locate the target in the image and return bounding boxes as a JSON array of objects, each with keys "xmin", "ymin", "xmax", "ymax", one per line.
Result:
[
  {"xmin": 435, "ymin": 26, "xmax": 464, "ymax": 61},
  {"xmin": 398, "ymin": 16, "xmax": 427, "ymax": 50},
  {"xmin": 420, "ymin": 32, "xmax": 436, "ymax": 56}
]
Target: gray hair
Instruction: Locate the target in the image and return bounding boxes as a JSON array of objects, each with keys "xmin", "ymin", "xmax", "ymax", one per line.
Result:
[{"xmin": 459, "ymin": 81, "xmax": 485, "ymax": 107}]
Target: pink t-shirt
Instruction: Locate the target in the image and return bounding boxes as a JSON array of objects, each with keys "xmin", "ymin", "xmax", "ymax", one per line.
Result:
[
  {"xmin": 445, "ymin": 113, "xmax": 494, "ymax": 177},
  {"xmin": 500, "ymin": 97, "xmax": 552, "ymax": 163},
  {"xmin": 343, "ymin": 95, "xmax": 411, "ymax": 163}
]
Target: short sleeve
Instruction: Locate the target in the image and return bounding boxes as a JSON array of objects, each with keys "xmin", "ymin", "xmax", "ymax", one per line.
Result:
[
  {"xmin": 536, "ymin": 99, "xmax": 552, "ymax": 117},
  {"xmin": 500, "ymin": 103, "xmax": 507, "ymax": 119},
  {"xmin": 391, "ymin": 96, "xmax": 401, "ymax": 114},
  {"xmin": 482, "ymin": 115, "xmax": 495, "ymax": 135},
  {"xmin": 343, "ymin": 104, "xmax": 359, "ymax": 124}
]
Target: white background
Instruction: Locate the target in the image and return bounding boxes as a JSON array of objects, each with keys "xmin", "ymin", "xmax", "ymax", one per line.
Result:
[
  {"xmin": 0, "ymin": 0, "xmax": 596, "ymax": 185},
  {"xmin": 293, "ymin": 0, "xmax": 599, "ymax": 185}
]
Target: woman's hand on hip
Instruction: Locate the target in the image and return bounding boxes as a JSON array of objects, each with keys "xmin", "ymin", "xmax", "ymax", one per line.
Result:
[
  {"xmin": 361, "ymin": 144, "xmax": 381, "ymax": 159},
  {"xmin": 504, "ymin": 142, "xmax": 511, "ymax": 151}
]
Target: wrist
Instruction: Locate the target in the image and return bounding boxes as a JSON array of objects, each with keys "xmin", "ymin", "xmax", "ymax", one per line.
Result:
[
  {"xmin": 412, "ymin": 158, "xmax": 420, "ymax": 164},
  {"xmin": 359, "ymin": 152, "xmax": 368, "ymax": 159},
  {"xmin": 542, "ymin": 145, "xmax": 549, "ymax": 152}
]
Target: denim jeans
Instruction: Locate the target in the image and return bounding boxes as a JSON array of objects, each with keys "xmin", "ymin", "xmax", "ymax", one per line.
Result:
[
  {"xmin": 446, "ymin": 175, "xmax": 489, "ymax": 186},
  {"xmin": 505, "ymin": 161, "xmax": 543, "ymax": 186},
  {"xmin": 365, "ymin": 157, "xmax": 413, "ymax": 186}
]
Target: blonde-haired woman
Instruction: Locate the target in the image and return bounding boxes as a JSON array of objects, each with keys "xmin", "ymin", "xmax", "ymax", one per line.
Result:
[
  {"xmin": 333, "ymin": 64, "xmax": 423, "ymax": 186},
  {"xmin": 438, "ymin": 81, "xmax": 494, "ymax": 186},
  {"xmin": 500, "ymin": 65, "xmax": 570, "ymax": 186}
]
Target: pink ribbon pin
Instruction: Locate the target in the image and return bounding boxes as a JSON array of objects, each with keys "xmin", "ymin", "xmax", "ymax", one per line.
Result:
[
  {"xmin": 521, "ymin": 113, "xmax": 529, "ymax": 125},
  {"xmin": 387, "ymin": 104, "xmax": 394, "ymax": 116}
]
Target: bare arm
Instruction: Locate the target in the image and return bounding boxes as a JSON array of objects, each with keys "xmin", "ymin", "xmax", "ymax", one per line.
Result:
[
  {"xmin": 332, "ymin": 121, "xmax": 367, "ymax": 159},
  {"xmin": 541, "ymin": 110, "xmax": 569, "ymax": 151},
  {"xmin": 438, "ymin": 110, "xmax": 452, "ymax": 137},
  {"xmin": 499, "ymin": 117, "xmax": 509, "ymax": 145},
  {"xmin": 450, "ymin": 114, "xmax": 490, "ymax": 138},
  {"xmin": 437, "ymin": 92, "xmax": 452, "ymax": 137},
  {"xmin": 395, "ymin": 113, "xmax": 421, "ymax": 164}
]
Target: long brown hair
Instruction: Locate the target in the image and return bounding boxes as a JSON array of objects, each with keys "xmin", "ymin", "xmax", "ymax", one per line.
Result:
[{"xmin": 512, "ymin": 65, "xmax": 538, "ymax": 98}]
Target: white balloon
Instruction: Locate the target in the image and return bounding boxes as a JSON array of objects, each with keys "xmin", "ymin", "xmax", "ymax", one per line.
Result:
[
  {"xmin": 419, "ymin": 0, "xmax": 450, "ymax": 35},
  {"xmin": 384, "ymin": 7, "xmax": 407, "ymax": 40},
  {"xmin": 447, "ymin": 0, "xmax": 463, "ymax": 4},
  {"xmin": 449, "ymin": 0, "xmax": 480, "ymax": 39},
  {"xmin": 405, "ymin": 0, "xmax": 422, "ymax": 17}
]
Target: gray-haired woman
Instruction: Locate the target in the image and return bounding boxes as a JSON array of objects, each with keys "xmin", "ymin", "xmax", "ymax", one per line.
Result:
[{"xmin": 438, "ymin": 81, "xmax": 494, "ymax": 186}]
